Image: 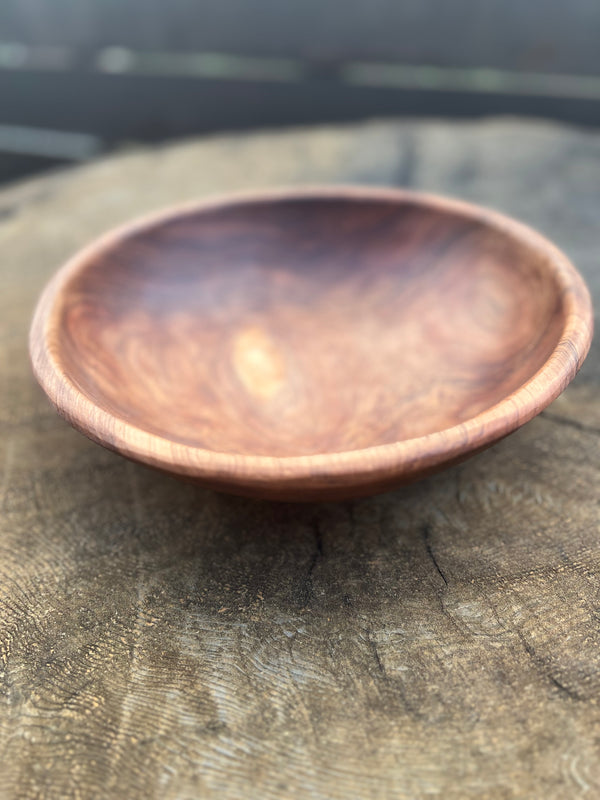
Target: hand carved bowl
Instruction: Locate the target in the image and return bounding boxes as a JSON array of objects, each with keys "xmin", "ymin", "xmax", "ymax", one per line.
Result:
[{"xmin": 30, "ymin": 187, "xmax": 592, "ymax": 501}]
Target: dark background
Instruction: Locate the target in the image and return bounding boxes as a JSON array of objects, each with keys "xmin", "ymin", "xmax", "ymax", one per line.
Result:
[{"xmin": 2, "ymin": 0, "xmax": 600, "ymax": 185}]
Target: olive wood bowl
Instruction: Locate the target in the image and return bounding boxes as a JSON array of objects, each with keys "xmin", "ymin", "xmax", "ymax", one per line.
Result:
[{"xmin": 30, "ymin": 187, "xmax": 593, "ymax": 501}]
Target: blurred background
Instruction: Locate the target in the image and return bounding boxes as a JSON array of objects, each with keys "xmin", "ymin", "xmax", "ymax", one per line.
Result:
[{"xmin": 1, "ymin": 0, "xmax": 600, "ymax": 186}]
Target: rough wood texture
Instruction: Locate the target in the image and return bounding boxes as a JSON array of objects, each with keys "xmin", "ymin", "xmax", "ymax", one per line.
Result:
[
  {"xmin": 29, "ymin": 188, "xmax": 591, "ymax": 500},
  {"xmin": 1, "ymin": 118, "xmax": 600, "ymax": 798}
]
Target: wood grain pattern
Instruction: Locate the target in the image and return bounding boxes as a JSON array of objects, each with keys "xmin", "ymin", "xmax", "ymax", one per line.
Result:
[
  {"xmin": 30, "ymin": 187, "xmax": 592, "ymax": 500},
  {"xmin": 2, "ymin": 117, "xmax": 600, "ymax": 799}
]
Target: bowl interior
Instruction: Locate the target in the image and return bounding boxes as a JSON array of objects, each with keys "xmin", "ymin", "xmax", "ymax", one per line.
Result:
[{"xmin": 55, "ymin": 196, "xmax": 564, "ymax": 458}]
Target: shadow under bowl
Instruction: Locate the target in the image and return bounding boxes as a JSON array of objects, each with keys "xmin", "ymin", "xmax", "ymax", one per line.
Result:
[{"xmin": 30, "ymin": 187, "xmax": 593, "ymax": 500}]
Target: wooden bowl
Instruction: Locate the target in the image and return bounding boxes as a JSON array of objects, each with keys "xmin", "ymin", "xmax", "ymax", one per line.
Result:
[{"xmin": 30, "ymin": 187, "xmax": 593, "ymax": 501}]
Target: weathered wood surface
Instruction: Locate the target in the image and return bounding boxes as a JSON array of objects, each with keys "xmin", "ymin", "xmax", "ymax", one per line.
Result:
[{"xmin": 1, "ymin": 118, "xmax": 599, "ymax": 798}]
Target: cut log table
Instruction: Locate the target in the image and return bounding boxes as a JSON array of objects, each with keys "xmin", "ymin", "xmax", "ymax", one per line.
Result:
[{"xmin": 1, "ymin": 118, "xmax": 599, "ymax": 800}]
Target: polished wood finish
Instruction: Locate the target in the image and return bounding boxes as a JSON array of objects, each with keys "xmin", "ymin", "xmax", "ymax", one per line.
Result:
[{"xmin": 29, "ymin": 187, "xmax": 592, "ymax": 500}]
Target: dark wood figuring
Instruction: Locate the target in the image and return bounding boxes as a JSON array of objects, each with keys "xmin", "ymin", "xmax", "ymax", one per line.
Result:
[{"xmin": 29, "ymin": 187, "xmax": 592, "ymax": 500}]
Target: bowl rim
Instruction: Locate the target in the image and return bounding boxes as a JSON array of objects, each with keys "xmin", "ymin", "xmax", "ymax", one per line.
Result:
[{"xmin": 29, "ymin": 185, "xmax": 593, "ymax": 490}]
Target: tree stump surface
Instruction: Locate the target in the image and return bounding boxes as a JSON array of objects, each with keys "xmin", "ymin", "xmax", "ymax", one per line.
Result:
[{"xmin": 0, "ymin": 118, "xmax": 599, "ymax": 800}]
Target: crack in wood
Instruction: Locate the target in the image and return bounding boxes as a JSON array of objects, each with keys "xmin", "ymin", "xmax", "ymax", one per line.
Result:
[
  {"xmin": 294, "ymin": 519, "xmax": 324, "ymax": 608},
  {"xmin": 516, "ymin": 629, "xmax": 583, "ymax": 702},
  {"xmin": 421, "ymin": 523, "xmax": 449, "ymax": 587}
]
